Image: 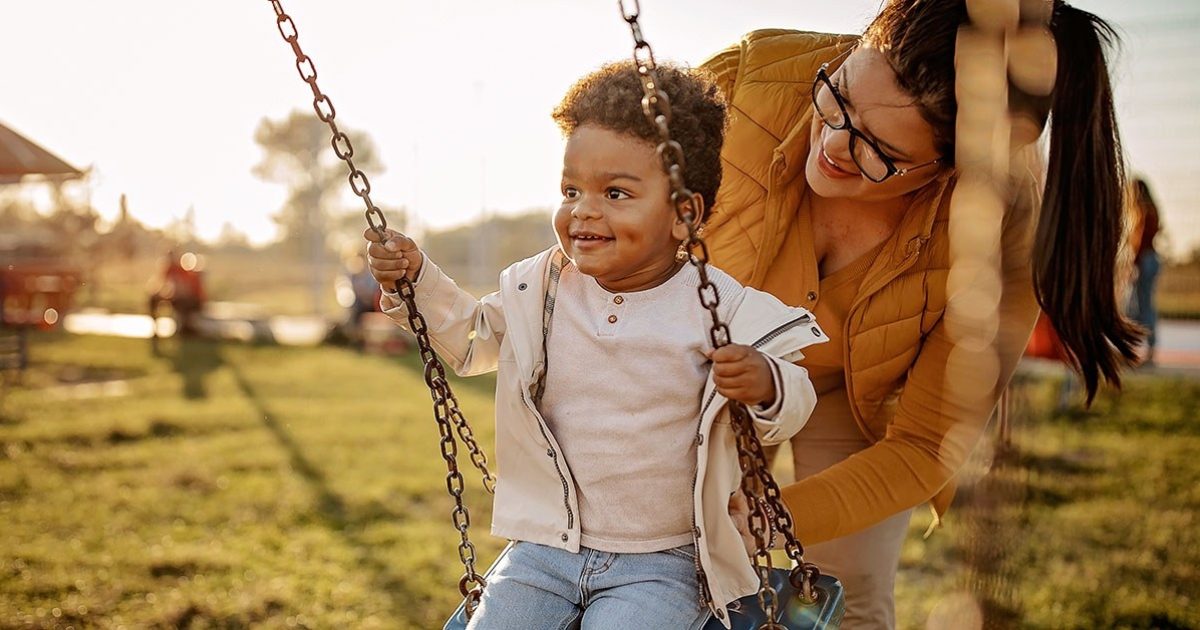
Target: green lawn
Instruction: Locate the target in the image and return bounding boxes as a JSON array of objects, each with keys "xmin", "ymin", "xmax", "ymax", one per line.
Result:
[{"xmin": 1, "ymin": 334, "xmax": 1197, "ymax": 629}]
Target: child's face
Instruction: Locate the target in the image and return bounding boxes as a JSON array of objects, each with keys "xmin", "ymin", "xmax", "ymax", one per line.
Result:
[{"xmin": 554, "ymin": 125, "xmax": 690, "ymax": 292}]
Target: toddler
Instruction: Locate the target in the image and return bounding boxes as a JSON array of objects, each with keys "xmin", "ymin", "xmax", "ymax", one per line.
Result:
[{"xmin": 366, "ymin": 61, "xmax": 827, "ymax": 628}]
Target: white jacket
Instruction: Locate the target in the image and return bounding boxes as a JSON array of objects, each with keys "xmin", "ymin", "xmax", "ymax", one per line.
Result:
[{"xmin": 382, "ymin": 247, "xmax": 828, "ymax": 625}]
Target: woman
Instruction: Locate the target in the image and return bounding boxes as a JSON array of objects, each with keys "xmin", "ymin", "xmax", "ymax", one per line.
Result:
[
  {"xmin": 702, "ymin": 0, "xmax": 1141, "ymax": 627},
  {"xmin": 1128, "ymin": 177, "xmax": 1162, "ymax": 364}
]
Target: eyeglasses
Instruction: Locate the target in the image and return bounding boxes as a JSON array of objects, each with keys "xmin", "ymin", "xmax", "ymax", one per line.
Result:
[{"xmin": 811, "ymin": 61, "xmax": 941, "ymax": 183}]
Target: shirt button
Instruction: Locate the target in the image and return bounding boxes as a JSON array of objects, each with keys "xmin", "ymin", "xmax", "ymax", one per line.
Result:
[
  {"xmin": 546, "ymin": 448, "xmax": 555, "ymax": 457},
  {"xmin": 807, "ymin": 291, "xmax": 817, "ymax": 301},
  {"xmin": 560, "ymin": 533, "xmax": 569, "ymax": 542},
  {"xmin": 607, "ymin": 315, "xmax": 618, "ymax": 324},
  {"xmin": 613, "ymin": 295, "xmax": 624, "ymax": 305}
]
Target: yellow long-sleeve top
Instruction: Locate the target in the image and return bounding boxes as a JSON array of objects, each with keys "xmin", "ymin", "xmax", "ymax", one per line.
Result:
[{"xmin": 700, "ymin": 30, "xmax": 1041, "ymax": 544}]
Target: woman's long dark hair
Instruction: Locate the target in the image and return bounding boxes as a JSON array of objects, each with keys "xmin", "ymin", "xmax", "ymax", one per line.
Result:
[{"xmin": 865, "ymin": 0, "xmax": 1142, "ymax": 403}]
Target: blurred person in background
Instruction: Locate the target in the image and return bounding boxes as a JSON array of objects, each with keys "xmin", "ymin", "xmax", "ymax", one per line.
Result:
[
  {"xmin": 1128, "ymin": 177, "xmax": 1163, "ymax": 365},
  {"xmin": 335, "ymin": 249, "xmax": 383, "ymax": 348},
  {"xmin": 148, "ymin": 250, "xmax": 206, "ymax": 336},
  {"xmin": 346, "ymin": 250, "xmax": 382, "ymax": 329}
]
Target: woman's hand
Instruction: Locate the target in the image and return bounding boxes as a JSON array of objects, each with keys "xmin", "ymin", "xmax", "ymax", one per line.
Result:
[
  {"xmin": 363, "ymin": 227, "xmax": 423, "ymax": 287},
  {"xmin": 709, "ymin": 343, "xmax": 776, "ymax": 407}
]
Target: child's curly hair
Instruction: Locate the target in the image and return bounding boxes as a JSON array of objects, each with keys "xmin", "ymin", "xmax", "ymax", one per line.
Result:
[{"xmin": 552, "ymin": 61, "xmax": 728, "ymax": 221}]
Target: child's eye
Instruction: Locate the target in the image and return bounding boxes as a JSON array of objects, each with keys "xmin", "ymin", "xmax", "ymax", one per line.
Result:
[
  {"xmin": 605, "ymin": 188, "xmax": 630, "ymax": 201},
  {"xmin": 562, "ymin": 187, "xmax": 579, "ymax": 199}
]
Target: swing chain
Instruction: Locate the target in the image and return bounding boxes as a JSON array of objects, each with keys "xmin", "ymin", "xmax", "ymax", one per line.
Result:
[
  {"xmin": 267, "ymin": 0, "xmax": 491, "ymax": 617},
  {"xmin": 619, "ymin": 3, "xmax": 819, "ymax": 625}
]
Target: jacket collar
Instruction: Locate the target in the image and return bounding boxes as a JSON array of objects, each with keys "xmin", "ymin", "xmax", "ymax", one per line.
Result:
[
  {"xmin": 729, "ymin": 289, "xmax": 826, "ymax": 357},
  {"xmin": 499, "ymin": 246, "xmax": 561, "ymax": 381}
]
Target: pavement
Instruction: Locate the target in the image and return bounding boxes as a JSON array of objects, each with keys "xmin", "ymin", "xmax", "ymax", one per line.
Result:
[
  {"xmin": 1137, "ymin": 319, "xmax": 1200, "ymax": 376},
  {"xmin": 61, "ymin": 304, "xmax": 330, "ymax": 347}
]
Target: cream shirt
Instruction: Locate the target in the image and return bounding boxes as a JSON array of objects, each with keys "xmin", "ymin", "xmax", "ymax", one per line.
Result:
[{"xmin": 539, "ymin": 262, "xmax": 776, "ymax": 552}]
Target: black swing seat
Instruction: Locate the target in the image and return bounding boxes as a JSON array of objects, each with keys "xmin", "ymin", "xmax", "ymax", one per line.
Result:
[{"xmin": 443, "ymin": 544, "xmax": 845, "ymax": 629}]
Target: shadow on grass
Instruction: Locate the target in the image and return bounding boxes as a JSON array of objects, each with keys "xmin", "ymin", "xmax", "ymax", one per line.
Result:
[
  {"xmin": 1054, "ymin": 375, "xmax": 1200, "ymax": 436},
  {"xmin": 387, "ymin": 349, "xmax": 499, "ymax": 400},
  {"xmin": 152, "ymin": 336, "xmax": 224, "ymax": 400},
  {"xmin": 224, "ymin": 356, "xmax": 421, "ymax": 619}
]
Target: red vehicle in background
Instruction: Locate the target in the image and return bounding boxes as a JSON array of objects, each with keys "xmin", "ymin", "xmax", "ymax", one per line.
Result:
[{"xmin": 0, "ymin": 243, "xmax": 81, "ymax": 373}]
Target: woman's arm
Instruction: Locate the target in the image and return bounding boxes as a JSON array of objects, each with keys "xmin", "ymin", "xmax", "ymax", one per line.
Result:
[{"xmin": 782, "ymin": 191, "xmax": 1041, "ymax": 544}]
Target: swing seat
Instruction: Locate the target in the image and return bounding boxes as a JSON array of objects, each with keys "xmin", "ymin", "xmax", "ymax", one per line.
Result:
[{"xmin": 443, "ymin": 545, "xmax": 845, "ymax": 630}]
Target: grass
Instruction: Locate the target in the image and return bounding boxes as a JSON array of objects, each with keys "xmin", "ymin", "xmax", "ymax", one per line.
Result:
[
  {"xmin": 1, "ymin": 333, "xmax": 1198, "ymax": 629},
  {"xmin": 1, "ymin": 333, "xmax": 502, "ymax": 629},
  {"xmin": 891, "ymin": 373, "xmax": 1200, "ymax": 629}
]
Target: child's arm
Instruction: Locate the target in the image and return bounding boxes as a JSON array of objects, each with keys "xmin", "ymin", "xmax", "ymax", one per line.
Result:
[
  {"xmin": 365, "ymin": 227, "xmax": 505, "ymax": 377},
  {"xmin": 710, "ymin": 344, "xmax": 816, "ymax": 445}
]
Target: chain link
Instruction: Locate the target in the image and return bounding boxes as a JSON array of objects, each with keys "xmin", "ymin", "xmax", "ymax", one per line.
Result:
[
  {"xmin": 267, "ymin": 0, "xmax": 492, "ymax": 617},
  {"xmin": 620, "ymin": 4, "xmax": 821, "ymax": 625}
]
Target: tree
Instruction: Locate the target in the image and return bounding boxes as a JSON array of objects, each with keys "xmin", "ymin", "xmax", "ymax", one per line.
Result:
[
  {"xmin": 216, "ymin": 221, "xmax": 252, "ymax": 251},
  {"xmin": 423, "ymin": 209, "xmax": 556, "ymax": 291},
  {"xmin": 329, "ymin": 205, "xmax": 407, "ymax": 261},
  {"xmin": 253, "ymin": 111, "xmax": 385, "ymax": 315},
  {"xmin": 252, "ymin": 110, "xmax": 382, "ymax": 259},
  {"xmin": 165, "ymin": 205, "xmax": 199, "ymax": 251}
]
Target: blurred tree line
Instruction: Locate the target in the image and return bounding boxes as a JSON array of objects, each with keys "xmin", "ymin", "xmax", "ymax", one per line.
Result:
[
  {"xmin": 0, "ymin": 111, "xmax": 555, "ymax": 315},
  {"xmin": 13, "ymin": 108, "xmax": 1188, "ymax": 314},
  {"xmin": 250, "ymin": 110, "xmax": 553, "ymax": 299}
]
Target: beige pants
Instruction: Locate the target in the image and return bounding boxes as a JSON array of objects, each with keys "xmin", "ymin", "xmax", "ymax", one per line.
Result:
[{"xmin": 785, "ymin": 385, "xmax": 913, "ymax": 630}]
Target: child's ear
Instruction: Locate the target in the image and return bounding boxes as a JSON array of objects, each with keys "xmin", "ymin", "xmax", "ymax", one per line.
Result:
[{"xmin": 671, "ymin": 193, "xmax": 705, "ymax": 241}]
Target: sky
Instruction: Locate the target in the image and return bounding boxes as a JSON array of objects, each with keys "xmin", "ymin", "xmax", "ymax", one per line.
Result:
[{"xmin": 2, "ymin": 0, "xmax": 1197, "ymax": 254}]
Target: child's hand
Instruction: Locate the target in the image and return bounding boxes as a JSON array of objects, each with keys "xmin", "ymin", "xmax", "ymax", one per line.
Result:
[
  {"xmin": 364, "ymin": 227, "xmax": 423, "ymax": 287},
  {"xmin": 709, "ymin": 343, "xmax": 776, "ymax": 407}
]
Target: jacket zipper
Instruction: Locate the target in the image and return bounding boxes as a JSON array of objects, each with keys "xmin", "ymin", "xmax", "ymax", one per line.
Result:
[
  {"xmin": 522, "ymin": 387, "xmax": 575, "ymax": 531},
  {"xmin": 691, "ymin": 311, "xmax": 813, "ymax": 611},
  {"xmin": 698, "ymin": 312, "xmax": 813, "ymax": 419},
  {"xmin": 753, "ymin": 313, "xmax": 812, "ymax": 350},
  {"xmin": 687, "ymin": 413, "xmax": 711, "ymax": 610},
  {"xmin": 525, "ymin": 250, "xmax": 575, "ymax": 533}
]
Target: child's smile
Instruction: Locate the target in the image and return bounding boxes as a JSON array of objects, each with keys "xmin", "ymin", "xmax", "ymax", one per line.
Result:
[
  {"xmin": 554, "ymin": 124, "xmax": 695, "ymax": 294},
  {"xmin": 567, "ymin": 228, "xmax": 615, "ymax": 251}
]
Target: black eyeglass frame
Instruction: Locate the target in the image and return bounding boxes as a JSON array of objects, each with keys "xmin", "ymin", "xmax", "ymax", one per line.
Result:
[{"xmin": 812, "ymin": 62, "xmax": 942, "ymax": 183}]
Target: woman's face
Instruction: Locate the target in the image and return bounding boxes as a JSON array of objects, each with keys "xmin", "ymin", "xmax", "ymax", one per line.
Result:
[{"xmin": 806, "ymin": 46, "xmax": 949, "ymax": 202}]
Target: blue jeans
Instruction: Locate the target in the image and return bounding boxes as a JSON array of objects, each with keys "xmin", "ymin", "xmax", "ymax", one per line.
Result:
[
  {"xmin": 466, "ymin": 541, "xmax": 711, "ymax": 630},
  {"xmin": 1131, "ymin": 252, "xmax": 1161, "ymax": 351}
]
